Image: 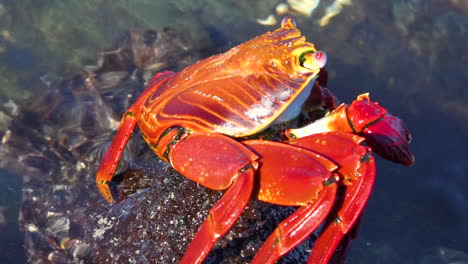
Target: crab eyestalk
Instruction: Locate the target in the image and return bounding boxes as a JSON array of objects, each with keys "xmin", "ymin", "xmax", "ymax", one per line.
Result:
[
  {"xmin": 299, "ymin": 50, "xmax": 327, "ymax": 71},
  {"xmin": 286, "ymin": 94, "xmax": 414, "ymax": 166}
]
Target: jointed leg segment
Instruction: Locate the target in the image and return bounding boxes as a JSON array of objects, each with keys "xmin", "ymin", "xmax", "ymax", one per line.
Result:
[{"xmin": 96, "ymin": 110, "xmax": 137, "ymax": 203}]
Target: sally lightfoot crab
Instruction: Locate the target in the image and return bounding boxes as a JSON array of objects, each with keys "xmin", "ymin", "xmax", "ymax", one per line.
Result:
[{"xmin": 96, "ymin": 17, "xmax": 413, "ymax": 264}]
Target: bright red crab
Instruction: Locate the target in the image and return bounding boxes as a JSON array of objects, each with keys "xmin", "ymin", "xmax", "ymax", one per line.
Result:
[{"xmin": 96, "ymin": 17, "xmax": 414, "ymax": 264}]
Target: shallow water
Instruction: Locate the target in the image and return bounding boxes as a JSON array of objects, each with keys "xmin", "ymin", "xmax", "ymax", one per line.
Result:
[{"xmin": 0, "ymin": 0, "xmax": 467, "ymax": 263}]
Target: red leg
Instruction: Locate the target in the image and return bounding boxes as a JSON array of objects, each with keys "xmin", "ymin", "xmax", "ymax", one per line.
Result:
[
  {"xmin": 245, "ymin": 132, "xmax": 370, "ymax": 264},
  {"xmin": 167, "ymin": 133, "xmax": 259, "ymax": 264},
  {"xmin": 95, "ymin": 71, "xmax": 175, "ymax": 202},
  {"xmin": 286, "ymin": 132, "xmax": 376, "ymax": 264},
  {"xmin": 179, "ymin": 167, "xmax": 255, "ymax": 264},
  {"xmin": 240, "ymin": 140, "xmax": 339, "ymax": 263},
  {"xmin": 307, "ymin": 154, "xmax": 375, "ymax": 264},
  {"xmin": 250, "ymin": 183, "xmax": 337, "ymax": 264},
  {"xmin": 96, "ymin": 110, "xmax": 137, "ymax": 202},
  {"xmin": 284, "ymin": 132, "xmax": 375, "ymax": 264},
  {"xmin": 96, "ymin": 71, "xmax": 174, "ymax": 203}
]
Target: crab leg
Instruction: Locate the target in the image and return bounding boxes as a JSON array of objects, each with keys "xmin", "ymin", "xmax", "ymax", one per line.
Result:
[
  {"xmin": 248, "ymin": 132, "xmax": 373, "ymax": 264},
  {"xmin": 96, "ymin": 71, "xmax": 175, "ymax": 202},
  {"xmin": 238, "ymin": 139, "xmax": 339, "ymax": 264},
  {"xmin": 287, "ymin": 132, "xmax": 376, "ymax": 264},
  {"xmin": 250, "ymin": 184, "xmax": 337, "ymax": 264},
  {"xmin": 95, "ymin": 110, "xmax": 137, "ymax": 202},
  {"xmin": 179, "ymin": 168, "xmax": 255, "ymax": 264},
  {"xmin": 167, "ymin": 133, "xmax": 258, "ymax": 264},
  {"xmin": 307, "ymin": 154, "xmax": 375, "ymax": 264}
]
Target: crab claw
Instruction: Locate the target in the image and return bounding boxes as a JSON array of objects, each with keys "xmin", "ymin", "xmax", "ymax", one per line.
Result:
[
  {"xmin": 361, "ymin": 114, "xmax": 414, "ymax": 166},
  {"xmin": 348, "ymin": 94, "xmax": 414, "ymax": 166},
  {"xmin": 286, "ymin": 93, "xmax": 414, "ymax": 166}
]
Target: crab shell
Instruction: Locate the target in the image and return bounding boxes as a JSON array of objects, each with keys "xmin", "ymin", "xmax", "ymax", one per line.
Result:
[{"xmin": 135, "ymin": 17, "xmax": 327, "ymax": 144}]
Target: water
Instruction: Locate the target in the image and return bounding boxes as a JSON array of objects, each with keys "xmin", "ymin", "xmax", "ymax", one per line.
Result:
[{"xmin": 0, "ymin": 0, "xmax": 466, "ymax": 263}]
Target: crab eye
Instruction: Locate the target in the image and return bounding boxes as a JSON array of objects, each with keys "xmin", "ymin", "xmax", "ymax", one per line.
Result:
[
  {"xmin": 299, "ymin": 50, "xmax": 327, "ymax": 70},
  {"xmin": 313, "ymin": 50, "xmax": 327, "ymax": 68}
]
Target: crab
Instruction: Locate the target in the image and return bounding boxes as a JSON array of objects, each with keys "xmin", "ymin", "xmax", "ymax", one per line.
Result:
[{"xmin": 96, "ymin": 17, "xmax": 414, "ymax": 264}]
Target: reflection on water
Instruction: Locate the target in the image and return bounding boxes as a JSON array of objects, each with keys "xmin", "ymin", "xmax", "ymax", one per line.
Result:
[
  {"xmin": 0, "ymin": 169, "xmax": 24, "ymax": 263},
  {"xmin": 0, "ymin": 0, "xmax": 466, "ymax": 263}
]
